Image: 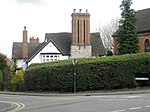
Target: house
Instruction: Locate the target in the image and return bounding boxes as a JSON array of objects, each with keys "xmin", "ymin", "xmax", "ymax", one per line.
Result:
[
  {"xmin": 12, "ymin": 9, "xmax": 105, "ymax": 69},
  {"xmin": 113, "ymin": 8, "xmax": 150, "ymax": 54}
]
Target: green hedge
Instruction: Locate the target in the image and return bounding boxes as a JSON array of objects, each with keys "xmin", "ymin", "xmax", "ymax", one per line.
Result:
[
  {"xmin": 24, "ymin": 53, "xmax": 150, "ymax": 92},
  {"xmin": 0, "ymin": 71, "xmax": 3, "ymax": 91}
]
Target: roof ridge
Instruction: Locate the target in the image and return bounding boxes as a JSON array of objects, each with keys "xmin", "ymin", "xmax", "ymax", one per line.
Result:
[
  {"xmin": 137, "ymin": 8, "xmax": 150, "ymax": 12},
  {"xmin": 46, "ymin": 32, "xmax": 71, "ymax": 34}
]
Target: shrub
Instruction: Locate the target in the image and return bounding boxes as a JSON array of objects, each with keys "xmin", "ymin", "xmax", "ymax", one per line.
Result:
[
  {"xmin": 24, "ymin": 53, "xmax": 150, "ymax": 92},
  {"xmin": 106, "ymin": 50, "xmax": 113, "ymax": 56},
  {"xmin": 0, "ymin": 71, "xmax": 3, "ymax": 90},
  {"xmin": 11, "ymin": 69, "xmax": 25, "ymax": 91}
]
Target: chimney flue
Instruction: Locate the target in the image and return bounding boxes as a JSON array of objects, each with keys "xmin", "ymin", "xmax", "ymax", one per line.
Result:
[
  {"xmin": 86, "ymin": 9, "xmax": 88, "ymax": 13},
  {"xmin": 23, "ymin": 26, "xmax": 28, "ymax": 59},
  {"xmin": 79, "ymin": 9, "xmax": 82, "ymax": 13},
  {"xmin": 73, "ymin": 9, "xmax": 76, "ymax": 13},
  {"xmin": 30, "ymin": 36, "xmax": 39, "ymax": 43},
  {"xmin": 24, "ymin": 26, "xmax": 26, "ymax": 30}
]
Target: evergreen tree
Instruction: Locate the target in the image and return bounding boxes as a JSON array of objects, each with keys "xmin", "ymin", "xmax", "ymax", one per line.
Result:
[
  {"xmin": 0, "ymin": 53, "xmax": 6, "ymax": 70},
  {"xmin": 0, "ymin": 53, "xmax": 11, "ymax": 90},
  {"xmin": 118, "ymin": 0, "xmax": 139, "ymax": 55}
]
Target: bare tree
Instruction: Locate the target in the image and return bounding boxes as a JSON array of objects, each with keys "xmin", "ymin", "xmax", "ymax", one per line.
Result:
[{"xmin": 100, "ymin": 18, "xmax": 119, "ymax": 52}]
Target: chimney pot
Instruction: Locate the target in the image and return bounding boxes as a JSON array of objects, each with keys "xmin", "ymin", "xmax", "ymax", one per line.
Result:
[
  {"xmin": 24, "ymin": 26, "xmax": 27, "ymax": 31},
  {"xmin": 73, "ymin": 9, "xmax": 76, "ymax": 13},
  {"xmin": 86, "ymin": 9, "xmax": 88, "ymax": 13},
  {"xmin": 79, "ymin": 9, "xmax": 82, "ymax": 13}
]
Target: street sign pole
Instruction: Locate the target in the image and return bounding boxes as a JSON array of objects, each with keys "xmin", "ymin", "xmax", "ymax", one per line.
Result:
[{"xmin": 72, "ymin": 58, "xmax": 77, "ymax": 93}]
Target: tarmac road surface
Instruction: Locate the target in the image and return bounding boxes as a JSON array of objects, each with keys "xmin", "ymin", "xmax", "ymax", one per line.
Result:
[{"xmin": 1, "ymin": 93, "xmax": 150, "ymax": 112}]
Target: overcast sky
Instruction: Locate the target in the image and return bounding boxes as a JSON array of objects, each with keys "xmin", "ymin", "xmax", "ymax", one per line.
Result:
[{"xmin": 0, "ymin": 0, "xmax": 150, "ymax": 58}]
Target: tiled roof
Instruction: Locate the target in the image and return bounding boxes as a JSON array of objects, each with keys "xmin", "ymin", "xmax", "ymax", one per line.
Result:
[
  {"xmin": 12, "ymin": 32, "xmax": 106, "ymax": 61},
  {"xmin": 113, "ymin": 8, "xmax": 150, "ymax": 37},
  {"xmin": 12, "ymin": 42, "xmax": 41, "ymax": 59},
  {"xmin": 45, "ymin": 32, "xmax": 106, "ymax": 56},
  {"xmin": 136, "ymin": 8, "xmax": 150, "ymax": 33},
  {"xmin": 90, "ymin": 33, "xmax": 106, "ymax": 56},
  {"xmin": 45, "ymin": 33, "xmax": 71, "ymax": 55}
]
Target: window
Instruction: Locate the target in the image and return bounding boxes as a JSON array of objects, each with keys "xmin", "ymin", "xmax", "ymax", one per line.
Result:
[
  {"xmin": 145, "ymin": 39, "xmax": 150, "ymax": 52},
  {"xmin": 43, "ymin": 59, "xmax": 45, "ymax": 62},
  {"xmin": 41, "ymin": 54, "xmax": 60, "ymax": 63}
]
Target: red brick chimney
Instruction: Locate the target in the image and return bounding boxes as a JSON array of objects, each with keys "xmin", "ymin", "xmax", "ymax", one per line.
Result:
[
  {"xmin": 23, "ymin": 26, "xmax": 28, "ymax": 59},
  {"xmin": 70, "ymin": 9, "xmax": 92, "ymax": 58},
  {"xmin": 29, "ymin": 36, "xmax": 39, "ymax": 43},
  {"xmin": 71, "ymin": 9, "xmax": 90, "ymax": 46}
]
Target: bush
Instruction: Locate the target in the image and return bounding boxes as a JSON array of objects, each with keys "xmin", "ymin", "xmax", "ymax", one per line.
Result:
[
  {"xmin": 11, "ymin": 69, "xmax": 25, "ymax": 91},
  {"xmin": 0, "ymin": 71, "xmax": 3, "ymax": 91},
  {"xmin": 24, "ymin": 53, "xmax": 150, "ymax": 92},
  {"xmin": 106, "ymin": 50, "xmax": 113, "ymax": 56}
]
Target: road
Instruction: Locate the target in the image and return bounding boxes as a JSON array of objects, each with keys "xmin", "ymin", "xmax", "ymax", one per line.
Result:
[{"xmin": 1, "ymin": 93, "xmax": 150, "ymax": 112}]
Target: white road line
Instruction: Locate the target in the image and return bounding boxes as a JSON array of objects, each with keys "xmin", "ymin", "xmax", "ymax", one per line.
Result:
[
  {"xmin": 8, "ymin": 102, "xmax": 25, "ymax": 112},
  {"xmin": 126, "ymin": 95, "xmax": 141, "ymax": 99},
  {"xmin": 111, "ymin": 109, "xmax": 125, "ymax": 112},
  {"xmin": 145, "ymin": 105, "xmax": 150, "ymax": 108},
  {"xmin": 129, "ymin": 107, "xmax": 142, "ymax": 110},
  {"xmin": 0, "ymin": 101, "xmax": 25, "ymax": 112}
]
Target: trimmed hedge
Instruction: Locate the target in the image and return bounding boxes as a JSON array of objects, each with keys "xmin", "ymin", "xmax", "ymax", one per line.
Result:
[{"xmin": 24, "ymin": 53, "xmax": 150, "ymax": 92}]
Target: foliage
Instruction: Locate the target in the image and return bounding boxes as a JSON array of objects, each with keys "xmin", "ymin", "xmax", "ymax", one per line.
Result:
[
  {"xmin": 106, "ymin": 50, "xmax": 113, "ymax": 56},
  {"xmin": 11, "ymin": 59, "xmax": 17, "ymax": 75},
  {"xmin": 0, "ymin": 71, "xmax": 3, "ymax": 82},
  {"xmin": 0, "ymin": 53, "xmax": 6, "ymax": 70},
  {"xmin": 118, "ymin": 0, "xmax": 139, "ymax": 54},
  {"xmin": 25, "ymin": 53, "xmax": 150, "ymax": 92},
  {"xmin": 0, "ymin": 53, "xmax": 11, "ymax": 90},
  {"xmin": 100, "ymin": 18, "xmax": 119, "ymax": 51},
  {"xmin": 11, "ymin": 69, "xmax": 25, "ymax": 91},
  {"xmin": 0, "ymin": 71, "xmax": 3, "ymax": 90}
]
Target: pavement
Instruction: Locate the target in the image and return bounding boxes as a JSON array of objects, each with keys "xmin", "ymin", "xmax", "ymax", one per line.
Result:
[{"xmin": 1, "ymin": 89, "xmax": 150, "ymax": 96}]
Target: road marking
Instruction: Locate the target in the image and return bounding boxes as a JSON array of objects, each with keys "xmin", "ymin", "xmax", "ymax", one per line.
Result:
[
  {"xmin": 125, "ymin": 95, "xmax": 141, "ymax": 99},
  {"xmin": 129, "ymin": 107, "xmax": 142, "ymax": 110},
  {"xmin": 111, "ymin": 109, "xmax": 125, "ymax": 112},
  {"xmin": 145, "ymin": 105, "xmax": 150, "ymax": 108},
  {"xmin": 9, "ymin": 102, "xmax": 25, "ymax": 112},
  {"xmin": 0, "ymin": 101, "xmax": 25, "ymax": 112}
]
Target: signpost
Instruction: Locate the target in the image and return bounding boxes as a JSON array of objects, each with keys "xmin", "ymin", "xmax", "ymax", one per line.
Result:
[{"xmin": 72, "ymin": 58, "xmax": 77, "ymax": 93}]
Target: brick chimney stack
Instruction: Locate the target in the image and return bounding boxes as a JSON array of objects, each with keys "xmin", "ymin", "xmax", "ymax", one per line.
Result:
[
  {"xmin": 23, "ymin": 26, "xmax": 28, "ymax": 59},
  {"xmin": 71, "ymin": 9, "xmax": 90, "ymax": 46},
  {"xmin": 70, "ymin": 9, "xmax": 92, "ymax": 58},
  {"xmin": 29, "ymin": 36, "xmax": 39, "ymax": 43}
]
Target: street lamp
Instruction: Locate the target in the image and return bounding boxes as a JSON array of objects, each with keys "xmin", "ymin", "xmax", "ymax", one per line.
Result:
[{"xmin": 72, "ymin": 58, "xmax": 77, "ymax": 93}]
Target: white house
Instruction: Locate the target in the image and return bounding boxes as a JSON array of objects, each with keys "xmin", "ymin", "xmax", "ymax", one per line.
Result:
[{"xmin": 12, "ymin": 9, "xmax": 105, "ymax": 70}]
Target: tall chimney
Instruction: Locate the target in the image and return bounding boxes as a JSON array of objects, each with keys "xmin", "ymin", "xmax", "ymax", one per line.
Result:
[
  {"xmin": 71, "ymin": 9, "xmax": 91, "ymax": 46},
  {"xmin": 70, "ymin": 9, "xmax": 92, "ymax": 58},
  {"xmin": 23, "ymin": 26, "xmax": 28, "ymax": 59},
  {"xmin": 29, "ymin": 36, "xmax": 39, "ymax": 43}
]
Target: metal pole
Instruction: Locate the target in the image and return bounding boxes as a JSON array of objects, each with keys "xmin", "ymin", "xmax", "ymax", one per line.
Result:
[
  {"xmin": 74, "ymin": 60, "xmax": 76, "ymax": 93},
  {"xmin": 72, "ymin": 58, "xmax": 77, "ymax": 93}
]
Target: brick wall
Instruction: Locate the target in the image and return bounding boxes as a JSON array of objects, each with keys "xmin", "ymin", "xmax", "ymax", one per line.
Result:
[{"xmin": 113, "ymin": 33, "xmax": 150, "ymax": 54}]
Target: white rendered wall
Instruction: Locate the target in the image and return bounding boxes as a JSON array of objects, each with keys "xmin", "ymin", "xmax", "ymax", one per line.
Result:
[
  {"xmin": 16, "ymin": 59, "xmax": 27, "ymax": 70},
  {"xmin": 16, "ymin": 59, "xmax": 23, "ymax": 68},
  {"xmin": 28, "ymin": 42, "xmax": 69, "ymax": 66}
]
